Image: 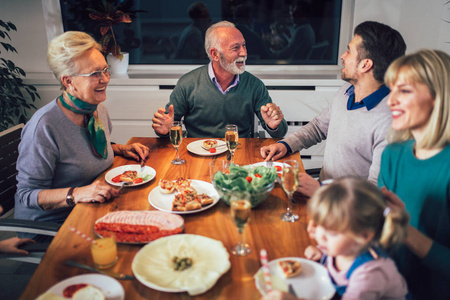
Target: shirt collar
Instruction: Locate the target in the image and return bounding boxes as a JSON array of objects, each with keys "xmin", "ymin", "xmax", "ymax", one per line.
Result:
[
  {"xmin": 346, "ymin": 84, "xmax": 390, "ymax": 111},
  {"xmin": 208, "ymin": 62, "xmax": 240, "ymax": 94}
]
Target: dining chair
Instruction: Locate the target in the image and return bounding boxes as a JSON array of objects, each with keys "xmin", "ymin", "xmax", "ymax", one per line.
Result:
[{"xmin": 0, "ymin": 124, "xmax": 59, "ymax": 264}]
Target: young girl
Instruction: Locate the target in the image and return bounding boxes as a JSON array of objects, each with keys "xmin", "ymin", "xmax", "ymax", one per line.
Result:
[{"xmin": 303, "ymin": 177, "xmax": 409, "ymax": 300}]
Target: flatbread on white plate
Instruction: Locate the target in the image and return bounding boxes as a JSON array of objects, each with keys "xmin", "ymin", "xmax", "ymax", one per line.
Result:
[{"xmin": 132, "ymin": 234, "xmax": 230, "ymax": 296}]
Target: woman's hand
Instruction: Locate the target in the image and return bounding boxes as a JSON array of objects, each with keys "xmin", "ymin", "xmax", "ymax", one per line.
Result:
[
  {"xmin": 380, "ymin": 187, "xmax": 406, "ymax": 210},
  {"xmin": 0, "ymin": 237, "xmax": 36, "ymax": 255},
  {"xmin": 113, "ymin": 143, "xmax": 149, "ymax": 162},
  {"xmin": 73, "ymin": 181, "xmax": 120, "ymax": 203},
  {"xmin": 304, "ymin": 245, "xmax": 322, "ymax": 261}
]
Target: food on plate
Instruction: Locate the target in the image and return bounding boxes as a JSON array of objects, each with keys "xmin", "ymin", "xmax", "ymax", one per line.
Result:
[
  {"xmin": 62, "ymin": 284, "xmax": 105, "ymax": 300},
  {"xmin": 159, "ymin": 179, "xmax": 175, "ymax": 194},
  {"xmin": 72, "ymin": 285, "xmax": 105, "ymax": 300},
  {"xmin": 111, "ymin": 170, "xmax": 147, "ymax": 184},
  {"xmin": 203, "ymin": 139, "xmax": 218, "ymax": 149},
  {"xmin": 94, "ymin": 211, "xmax": 184, "ymax": 243},
  {"xmin": 36, "ymin": 291, "xmax": 65, "ymax": 300},
  {"xmin": 172, "ymin": 256, "xmax": 193, "ymax": 271},
  {"xmin": 278, "ymin": 259, "xmax": 302, "ymax": 278},
  {"xmin": 178, "ymin": 186, "xmax": 197, "ymax": 198},
  {"xmin": 209, "ymin": 148, "xmax": 217, "ymax": 153},
  {"xmin": 195, "ymin": 193, "xmax": 214, "ymax": 206},
  {"xmin": 172, "ymin": 193, "xmax": 202, "ymax": 211},
  {"xmin": 132, "ymin": 234, "xmax": 231, "ymax": 296},
  {"xmin": 175, "ymin": 177, "xmax": 191, "ymax": 190}
]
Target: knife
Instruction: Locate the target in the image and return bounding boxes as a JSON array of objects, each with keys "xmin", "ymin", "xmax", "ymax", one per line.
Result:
[
  {"xmin": 288, "ymin": 284, "xmax": 298, "ymax": 297},
  {"xmin": 65, "ymin": 260, "xmax": 135, "ymax": 280}
]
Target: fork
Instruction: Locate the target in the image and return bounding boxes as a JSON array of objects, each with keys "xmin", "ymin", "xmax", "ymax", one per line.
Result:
[
  {"xmin": 118, "ymin": 181, "xmax": 132, "ymax": 192},
  {"xmin": 266, "ymin": 160, "xmax": 273, "ymax": 168}
]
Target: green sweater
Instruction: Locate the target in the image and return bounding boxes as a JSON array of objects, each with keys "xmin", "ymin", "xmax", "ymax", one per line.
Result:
[
  {"xmin": 166, "ymin": 65, "xmax": 288, "ymax": 138},
  {"xmin": 378, "ymin": 140, "xmax": 450, "ymax": 300}
]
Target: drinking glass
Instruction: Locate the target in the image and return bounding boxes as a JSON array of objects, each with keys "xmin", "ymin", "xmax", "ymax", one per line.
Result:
[
  {"xmin": 225, "ymin": 124, "xmax": 239, "ymax": 164},
  {"xmin": 280, "ymin": 160, "xmax": 299, "ymax": 222},
  {"xmin": 91, "ymin": 236, "xmax": 118, "ymax": 269},
  {"xmin": 170, "ymin": 121, "xmax": 186, "ymax": 165},
  {"xmin": 229, "ymin": 190, "xmax": 252, "ymax": 256},
  {"xmin": 209, "ymin": 159, "xmax": 230, "ymax": 184}
]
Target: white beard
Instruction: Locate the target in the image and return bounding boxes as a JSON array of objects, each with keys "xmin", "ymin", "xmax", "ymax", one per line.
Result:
[{"xmin": 219, "ymin": 53, "xmax": 246, "ymax": 75}]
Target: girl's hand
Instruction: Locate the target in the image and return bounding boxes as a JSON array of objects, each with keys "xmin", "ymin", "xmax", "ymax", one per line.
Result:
[{"xmin": 304, "ymin": 245, "xmax": 322, "ymax": 261}]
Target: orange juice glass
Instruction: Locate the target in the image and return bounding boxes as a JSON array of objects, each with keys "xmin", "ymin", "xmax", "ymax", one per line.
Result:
[{"xmin": 90, "ymin": 236, "xmax": 118, "ymax": 269}]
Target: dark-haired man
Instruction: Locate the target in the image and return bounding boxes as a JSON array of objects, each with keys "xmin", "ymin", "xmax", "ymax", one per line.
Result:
[{"xmin": 261, "ymin": 21, "xmax": 406, "ymax": 196}]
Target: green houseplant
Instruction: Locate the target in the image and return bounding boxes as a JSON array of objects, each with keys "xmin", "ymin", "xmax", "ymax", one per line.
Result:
[
  {"xmin": 0, "ymin": 20, "xmax": 39, "ymax": 131},
  {"xmin": 87, "ymin": 0, "xmax": 135, "ymax": 60}
]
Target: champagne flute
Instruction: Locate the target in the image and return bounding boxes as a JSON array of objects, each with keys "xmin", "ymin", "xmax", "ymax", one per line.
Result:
[
  {"xmin": 230, "ymin": 190, "xmax": 252, "ymax": 256},
  {"xmin": 170, "ymin": 121, "xmax": 185, "ymax": 165},
  {"xmin": 225, "ymin": 124, "xmax": 239, "ymax": 164},
  {"xmin": 280, "ymin": 160, "xmax": 299, "ymax": 222}
]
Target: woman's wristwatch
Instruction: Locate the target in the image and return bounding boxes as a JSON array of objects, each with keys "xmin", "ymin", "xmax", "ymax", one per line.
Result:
[{"xmin": 66, "ymin": 187, "xmax": 76, "ymax": 206}]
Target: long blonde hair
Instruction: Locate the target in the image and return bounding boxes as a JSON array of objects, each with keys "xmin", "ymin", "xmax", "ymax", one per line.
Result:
[
  {"xmin": 307, "ymin": 178, "xmax": 409, "ymax": 249},
  {"xmin": 384, "ymin": 49, "xmax": 450, "ymax": 149},
  {"xmin": 47, "ymin": 31, "xmax": 101, "ymax": 90}
]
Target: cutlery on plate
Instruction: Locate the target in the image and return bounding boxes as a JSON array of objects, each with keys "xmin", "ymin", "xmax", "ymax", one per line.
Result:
[
  {"xmin": 118, "ymin": 181, "xmax": 132, "ymax": 192},
  {"xmin": 288, "ymin": 283, "xmax": 297, "ymax": 297},
  {"xmin": 260, "ymin": 249, "xmax": 273, "ymax": 293},
  {"xmin": 65, "ymin": 260, "xmax": 135, "ymax": 280},
  {"xmin": 201, "ymin": 144, "xmax": 227, "ymax": 151},
  {"xmin": 140, "ymin": 158, "xmax": 146, "ymax": 173}
]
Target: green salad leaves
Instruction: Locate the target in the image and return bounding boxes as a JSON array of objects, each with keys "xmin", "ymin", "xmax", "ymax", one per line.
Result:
[{"xmin": 213, "ymin": 164, "xmax": 277, "ymax": 193}]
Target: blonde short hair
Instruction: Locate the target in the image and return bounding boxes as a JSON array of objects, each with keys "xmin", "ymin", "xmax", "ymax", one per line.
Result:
[
  {"xmin": 204, "ymin": 21, "xmax": 235, "ymax": 60},
  {"xmin": 384, "ymin": 49, "xmax": 450, "ymax": 149},
  {"xmin": 308, "ymin": 178, "xmax": 409, "ymax": 249},
  {"xmin": 47, "ymin": 31, "xmax": 101, "ymax": 90}
]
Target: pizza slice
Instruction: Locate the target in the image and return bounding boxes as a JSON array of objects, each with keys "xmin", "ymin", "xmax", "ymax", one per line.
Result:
[{"xmin": 278, "ymin": 260, "xmax": 302, "ymax": 278}]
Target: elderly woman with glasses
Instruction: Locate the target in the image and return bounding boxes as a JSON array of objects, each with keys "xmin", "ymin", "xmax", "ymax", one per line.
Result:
[{"xmin": 14, "ymin": 31, "xmax": 149, "ymax": 242}]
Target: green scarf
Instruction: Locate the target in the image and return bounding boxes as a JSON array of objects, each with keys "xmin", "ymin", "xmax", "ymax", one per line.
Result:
[{"xmin": 59, "ymin": 92, "xmax": 108, "ymax": 159}]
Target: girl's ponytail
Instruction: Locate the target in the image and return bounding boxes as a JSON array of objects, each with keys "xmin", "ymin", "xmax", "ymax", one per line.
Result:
[{"xmin": 379, "ymin": 207, "xmax": 409, "ymax": 249}]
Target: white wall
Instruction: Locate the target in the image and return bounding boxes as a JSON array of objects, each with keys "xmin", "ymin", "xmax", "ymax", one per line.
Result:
[{"xmin": 1, "ymin": 0, "xmax": 450, "ymax": 75}]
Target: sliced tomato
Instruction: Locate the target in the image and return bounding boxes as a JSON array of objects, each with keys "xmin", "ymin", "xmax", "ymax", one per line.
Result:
[
  {"xmin": 133, "ymin": 177, "xmax": 144, "ymax": 184},
  {"xmin": 277, "ymin": 173, "xmax": 282, "ymax": 178},
  {"xmin": 209, "ymin": 148, "xmax": 216, "ymax": 153},
  {"xmin": 112, "ymin": 174, "xmax": 122, "ymax": 183},
  {"xmin": 246, "ymin": 176, "xmax": 253, "ymax": 183},
  {"xmin": 63, "ymin": 283, "xmax": 88, "ymax": 298},
  {"xmin": 275, "ymin": 166, "xmax": 282, "ymax": 172},
  {"xmin": 255, "ymin": 173, "xmax": 262, "ymax": 178}
]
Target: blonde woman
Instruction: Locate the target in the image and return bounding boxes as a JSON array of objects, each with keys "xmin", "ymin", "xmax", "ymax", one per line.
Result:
[
  {"xmin": 14, "ymin": 32, "xmax": 149, "ymax": 241},
  {"xmin": 379, "ymin": 49, "xmax": 450, "ymax": 299}
]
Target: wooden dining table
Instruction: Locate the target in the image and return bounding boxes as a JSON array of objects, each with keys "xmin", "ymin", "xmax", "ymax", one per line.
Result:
[{"xmin": 20, "ymin": 137, "xmax": 314, "ymax": 300}]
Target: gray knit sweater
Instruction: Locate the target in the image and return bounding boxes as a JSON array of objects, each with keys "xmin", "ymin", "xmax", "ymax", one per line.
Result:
[
  {"xmin": 167, "ymin": 65, "xmax": 288, "ymax": 138},
  {"xmin": 283, "ymin": 82, "xmax": 392, "ymax": 184}
]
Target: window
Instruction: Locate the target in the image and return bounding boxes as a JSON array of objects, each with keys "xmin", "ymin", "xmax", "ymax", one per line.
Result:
[{"xmin": 60, "ymin": 0, "xmax": 346, "ymax": 66}]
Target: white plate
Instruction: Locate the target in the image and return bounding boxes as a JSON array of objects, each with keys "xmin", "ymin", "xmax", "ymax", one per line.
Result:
[
  {"xmin": 105, "ymin": 165, "xmax": 156, "ymax": 187},
  {"xmin": 148, "ymin": 180, "xmax": 220, "ymax": 214},
  {"xmin": 254, "ymin": 257, "xmax": 335, "ymax": 299},
  {"xmin": 46, "ymin": 274, "xmax": 124, "ymax": 300},
  {"xmin": 187, "ymin": 139, "xmax": 228, "ymax": 156},
  {"xmin": 132, "ymin": 234, "xmax": 230, "ymax": 296},
  {"xmin": 251, "ymin": 162, "xmax": 283, "ymax": 182}
]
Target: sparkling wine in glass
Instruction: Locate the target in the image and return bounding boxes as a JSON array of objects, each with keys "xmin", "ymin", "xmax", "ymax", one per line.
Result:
[
  {"xmin": 280, "ymin": 160, "xmax": 299, "ymax": 222},
  {"xmin": 230, "ymin": 191, "xmax": 251, "ymax": 256},
  {"xmin": 225, "ymin": 124, "xmax": 239, "ymax": 163},
  {"xmin": 170, "ymin": 121, "xmax": 185, "ymax": 165}
]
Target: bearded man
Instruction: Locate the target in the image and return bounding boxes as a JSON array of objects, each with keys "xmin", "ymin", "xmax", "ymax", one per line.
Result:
[{"xmin": 152, "ymin": 21, "xmax": 288, "ymax": 138}]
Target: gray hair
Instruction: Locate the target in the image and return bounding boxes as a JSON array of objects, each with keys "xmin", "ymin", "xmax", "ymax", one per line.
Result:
[
  {"xmin": 204, "ymin": 21, "xmax": 235, "ymax": 60},
  {"xmin": 47, "ymin": 31, "xmax": 101, "ymax": 90}
]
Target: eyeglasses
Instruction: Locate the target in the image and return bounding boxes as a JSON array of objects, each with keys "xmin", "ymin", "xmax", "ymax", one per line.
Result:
[{"xmin": 73, "ymin": 66, "xmax": 111, "ymax": 78}]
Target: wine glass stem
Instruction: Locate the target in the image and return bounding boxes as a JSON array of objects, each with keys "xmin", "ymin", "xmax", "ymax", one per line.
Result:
[
  {"xmin": 287, "ymin": 193, "xmax": 293, "ymax": 214},
  {"xmin": 175, "ymin": 147, "xmax": 179, "ymax": 160},
  {"xmin": 238, "ymin": 227, "xmax": 245, "ymax": 246}
]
